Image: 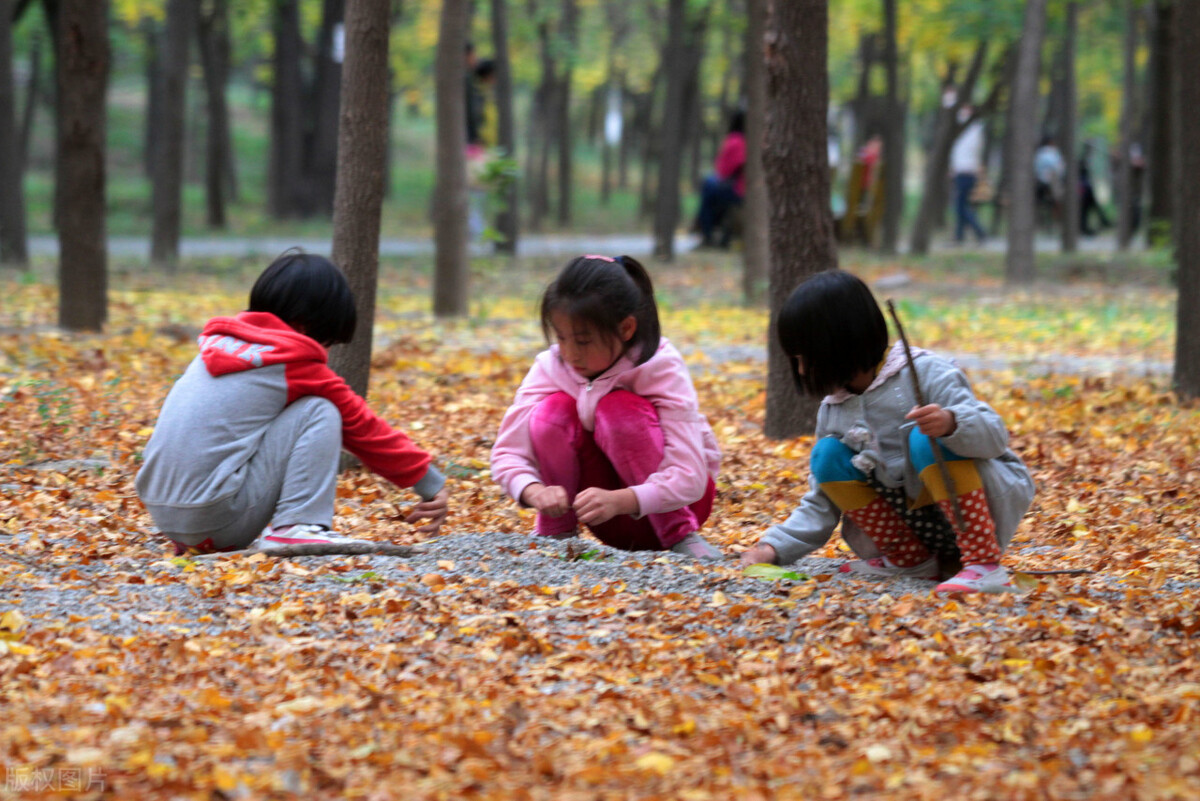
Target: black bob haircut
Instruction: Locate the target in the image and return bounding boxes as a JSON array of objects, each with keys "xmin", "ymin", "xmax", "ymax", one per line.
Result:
[
  {"xmin": 776, "ymin": 269, "xmax": 889, "ymax": 397},
  {"xmin": 248, "ymin": 249, "xmax": 357, "ymax": 346},
  {"xmin": 540, "ymin": 255, "xmax": 661, "ymax": 366}
]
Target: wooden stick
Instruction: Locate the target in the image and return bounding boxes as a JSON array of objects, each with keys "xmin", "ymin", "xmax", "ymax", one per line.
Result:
[
  {"xmin": 191, "ymin": 542, "xmax": 426, "ymax": 560},
  {"xmin": 885, "ymin": 299, "xmax": 968, "ymax": 536}
]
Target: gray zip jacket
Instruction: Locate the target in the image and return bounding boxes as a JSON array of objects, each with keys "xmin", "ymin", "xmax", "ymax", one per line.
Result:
[{"xmin": 761, "ymin": 343, "xmax": 1035, "ymax": 565}]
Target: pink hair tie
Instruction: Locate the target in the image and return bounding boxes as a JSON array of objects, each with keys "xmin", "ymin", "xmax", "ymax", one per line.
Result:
[{"xmin": 582, "ymin": 254, "xmax": 616, "ymax": 262}]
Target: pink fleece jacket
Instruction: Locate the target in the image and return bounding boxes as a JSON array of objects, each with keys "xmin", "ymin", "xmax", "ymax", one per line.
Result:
[{"xmin": 491, "ymin": 339, "xmax": 721, "ymax": 517}]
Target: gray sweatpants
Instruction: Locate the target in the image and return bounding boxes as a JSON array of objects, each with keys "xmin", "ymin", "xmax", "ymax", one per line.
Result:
[{"xmin": 165, "ymin": 396, "xmax": 342, "ymax": 551}]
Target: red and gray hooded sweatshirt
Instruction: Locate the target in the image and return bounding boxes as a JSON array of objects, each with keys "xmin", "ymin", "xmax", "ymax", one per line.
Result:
[{"xmin": 136, "ymin": 311, "xmax": 444, "ymax": 534}]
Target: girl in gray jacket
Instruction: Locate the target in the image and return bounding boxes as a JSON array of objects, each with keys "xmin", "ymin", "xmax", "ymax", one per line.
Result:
[{"xmin": 739, "ymin": 270, "xmax": 1034, "ymax": 593}]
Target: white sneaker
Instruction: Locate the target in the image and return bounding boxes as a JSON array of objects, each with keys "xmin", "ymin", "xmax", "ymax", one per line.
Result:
[
  {"xmin": 935, "ymin": 564, "xmax": 1015, "ymax": 594},
  {"xmin": 258, "ymin": 524, "xmax": 360, "ymax": 551},
  {"xmin": 839, "ymin": 555, "xmax": 940, "ymax": 579}
]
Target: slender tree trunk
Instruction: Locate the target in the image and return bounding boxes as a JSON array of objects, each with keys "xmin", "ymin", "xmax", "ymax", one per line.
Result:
[
  {"xmin": 150, "ymin": 0, "xmax": 193, "ymax": 270},
  {"xmin": 741, "ymin": 0, "xmax": 769, "ymax": 306},
  {"xmin": 16, "ymin": 30, "xmax": 41, "ymax": 176},
  {"xmin": 196, "ymin": 0, "xmax": 231, "ymax": 229},
  {"xmin": 879, "ymin": 0, "xmax": 903, "ymax": 254},
  {"xmin": 1005, "ymin": 0, "xmax": 1047, "ymax": 285},
  {"xmin": 909, "ymin": 44, "xmax": 988, "ymax": 255},
  {"xmin": 763, "ymin": 0, "xmax": 836, "ymax": 439},
  {"xmin": 554, "ymin": 0, "xmax": 578, "ymax": 226},
  {"xmin": 432, "ymin": 0, "xmax": 470, "ymax": 317},
  {"xmin": 0, "ymin": 0, "xmax": 29, "ymax": 266},
  {"xmin": 1146, "ymin": 0, "xmax": 1173, "ymax": 247},
  {"xmin": 653, "ymin": 0, "xmax": 708, "ymax": 260},
  {"xmin": 307, "ymin": 0, "xmax": 344, "ymax": 218},
  {"xmin": 490, "ymin": 0, "xmax": 519, "ymax": 253},
  {"xmin": 1174, "ymin": 0, "xmax": 1200, "ymax": 399},
  {"xmin": 327, "ymin": 0, "xmax": 391, "ymax": 399},
  {"xmin": 1060, "ymin": 1, "xmax": 1079, "ymax": 253},
  {"xmin": 525, "ymin": 14, "xmax": 554, "ymax": 232},
  {"xmin": 56, "ymin": 0, "xmax": 108, "ymax": 332},
  {"xmin": 269, "ymin": 0, "xmax": 305, "ymax": 218},
  {"xmin": 1116, "ymin": 0, "xmax": 1138, "ymax": 251},
  {"xmin": 141, "ymin": 17, "xmax": 159, "ymax": 179}
]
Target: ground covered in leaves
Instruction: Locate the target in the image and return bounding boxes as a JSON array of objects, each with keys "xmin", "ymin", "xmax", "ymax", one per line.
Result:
[{"xmin": 1, "ymin": 254, "xmax": 1198, "ymax": 800}]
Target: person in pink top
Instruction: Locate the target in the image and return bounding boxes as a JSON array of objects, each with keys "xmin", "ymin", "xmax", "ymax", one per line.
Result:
[
  {"xmin": 693, "ymin": 111, "xmax": 747, "ymax": 249},
  {"xmin": 490, "ymin": 255, "xmax": 723, "ymax": 560}
]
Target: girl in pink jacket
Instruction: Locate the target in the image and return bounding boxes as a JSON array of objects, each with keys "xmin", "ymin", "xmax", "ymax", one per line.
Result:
[{"xmin": 490, "ymin": 255, "xmax": 723, "ymax": 560}]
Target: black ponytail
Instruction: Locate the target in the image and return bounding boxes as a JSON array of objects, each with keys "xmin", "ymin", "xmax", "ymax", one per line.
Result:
[{"xmin": 540, "ymin": 254, "xmax": 662, "ymax": 365}]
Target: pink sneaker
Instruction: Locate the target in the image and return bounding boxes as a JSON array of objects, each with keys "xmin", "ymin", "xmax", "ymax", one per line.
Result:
[
  {"xmin": 839, "ymin": 556, "xmax": 939, "ymax": 579},
  {"xmin": 935, "ymin": 564, "xmax": 1014, "ymax": 594}
]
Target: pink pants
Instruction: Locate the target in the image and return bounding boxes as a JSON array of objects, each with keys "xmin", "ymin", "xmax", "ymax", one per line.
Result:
[{"xmin": 529, "ymin": 390, "xmax": 715, "ymax": 551}]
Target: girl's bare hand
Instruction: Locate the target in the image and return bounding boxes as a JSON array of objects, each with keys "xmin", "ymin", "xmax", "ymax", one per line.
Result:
[
  {"xmin": 573, "ymin": 488, "xmax": 636, "ymax": 527},
  {"xmin": 406, "ymin": 486, "xmax": 450, "ymax": 534},
  {"xmin": 906, "ymin": 404, "xmax": 957, "ymax": 438},
  {"xmin": 524, "ymin": 484, "xmax": 571, "ymax": 517},
  {"xmin": 738, "ymin": 543, "xmax": 778, "ymax": 567}
]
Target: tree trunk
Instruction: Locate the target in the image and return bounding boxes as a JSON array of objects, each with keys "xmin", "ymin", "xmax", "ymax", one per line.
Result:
[
  {"xmin": 56, "ymin": 0, "xmax": 108, "ymax": 332},
  {"xmin": 741, "ymin": 0, "xmax": 769, "ymax": 306},
  {"xmin": 1173, "ymin": 0, "xmax": 1200, "ymax": 400},
  {"xmin": 1116, "ymin": 0, "xmax": 1138, "ymax": 251},
  {"xmin": 908, "ymin": 44, "xmax": 988, "ymax": 255},
  {"xmin": 490, "ymin": 0, "xmax": 519, "ymax": 253},
  {"xmin": 327, "ymin": 0, "xmax": 391, "ymax": 400},
  {"xmin": 196, "ymin": 0, "xmax": 231, "ymax": 229},
  {"xmin": 307, "ymin": 0, "xmax": 344, "ymax": 218},
  {"xmin": 1146, "ymin": 0, "xmax": 1173, "ymax": 248},
  {"xmin": 1004, "ymin": 0, "xmax": 1047, "ymax": 286},
  {"xmin": 150, "ymin": 0, "xmax": 193, "ymax": 271},
  {"xmin": 432, "ymin": 0, "xmax": 470, "ymax": 317},
  {"xmin": 653, "ymin": 0, "xmax": 708, "ymax": 260},
  {"xmin": 0, "ymin": 0, "xmax": 29, "ymax": 266},
  {"xmin": 879, "ymin": 0, "xmax": 903, "ymax": 254},
  {"xmin": 141, "ymin": 17, "xmax": 159, "ymax": 179},
  {"xmin": 16, "ymin": 29, "xmax": 41, "ymax": 176},
  {"xmin": 269, "ymin": 0, "xmax": 305, "ymax": 218},
  {"xmin": 525, "ymin": 14, "xmax": 554, "ymax": 232},
  {"xmin": 1060, "ymin": 2, "xmax": 1079, "ymax": 254},
  {"xmin": 555, "ymin": 0, "xmax": 578, "ymax": 226},
  {"xmin": 763, "ymin": 0, "xmax": 836, "ymax": 440}
]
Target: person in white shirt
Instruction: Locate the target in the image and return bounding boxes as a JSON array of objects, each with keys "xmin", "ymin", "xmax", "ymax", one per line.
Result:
[{"xmin": 950, "ymin": 106, "xmax": 987, "ymax": 244}]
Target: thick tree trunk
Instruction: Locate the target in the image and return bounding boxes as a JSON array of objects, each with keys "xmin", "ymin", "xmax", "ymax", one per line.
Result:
[
  {"xmin": 1116, "ymin": 0, "xmax": 1139, "ymax": 251},
  {"xmin": 196, "ymin": 0, "xmax": 232, "ymax": 229},
  {"xmin": 0, "ymin": 0, "xmax": 29, "ymax": 266},
  {"xmin": 879, "ymin": 0, "xmax": 904, "ymax": 254},
  {"xmin": 150, "ymin": 0, "xmax": 193, "ymax": 271},
  {"xmin": 269, "ymin": 0, "xmax": 305, "ymax": 218},
  {"xmin": 1173, "ymin": 0, "xmax": 1200, "ymax": 400},
  {"xmin": 327, "ymin": 0, "xmax": 391, "ymax": 400},
  {"xmin": 432, "ymin": 0, "xmax": 470, "ymax": 317},
  {"xmin": 763, "ymin": 0, "xmax": 836, "ymax": 440},
  {"xmin": 652, "ymin": 0, "xmax": 708, "ymax": 260},
  {"xmin": 1060, "ymin": 2, "xmax": 1079, "ymax": 253},
  {"xmin": 307, "ymin": 0, "xmax": 344, "ymax": 218},
  {"xmin": 490, "ymin": 0, "xmax": 519, "ymax": 253},
  {"xmin": 56, "ymin": 0, "xmax": 108, "ymax": 332},
  {"xmin": 1146, "ymin": 0, "xmax": 1173, "ymax": 247},
  {"xmin": 741, "ymin": 0, "xmax": 769, "ymax": 306},
  {"xmin": 1004, "ymin": 0, "xmax": 1047, "ymax": 285}
]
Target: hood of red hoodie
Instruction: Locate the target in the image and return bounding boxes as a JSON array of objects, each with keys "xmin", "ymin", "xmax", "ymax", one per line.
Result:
[{"xmin": 198, "ymin": 311, "xmax": 327, "ymax": 377}]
